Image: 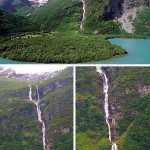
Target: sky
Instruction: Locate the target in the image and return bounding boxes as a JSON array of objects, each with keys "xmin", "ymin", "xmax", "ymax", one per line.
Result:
[{"xmin": 0, "ymin": 65, "xmax": 67, "ymax": 74}]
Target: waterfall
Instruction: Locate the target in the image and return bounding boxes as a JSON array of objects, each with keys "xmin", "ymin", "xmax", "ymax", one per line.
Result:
[
  {"xmin": 80, "ymin": 0, "xmax": 86, "ymax": 30},
  {"xmin": 36, "ymin": 85, "xmax": 40, "ymax": 100},
  {"xmin": 29, "ymin": 85, "xmax": 47, "ymax": 150},
  {"xmin": 96, "ymin": 67, "xmax": 118, "ymax": 150}
]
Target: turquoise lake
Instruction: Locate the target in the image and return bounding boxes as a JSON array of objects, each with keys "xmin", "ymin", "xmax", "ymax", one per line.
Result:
[
  {"xmin": 0, "ymin": 58, "xmax": 22, "ymax": 64},
  {"xmin": 97, "ymin": 38, "xmax": 150, "ymax": 64},
  {"xmin": 0, "ymin": 38, "xmax": 150, "ymax": 64}
]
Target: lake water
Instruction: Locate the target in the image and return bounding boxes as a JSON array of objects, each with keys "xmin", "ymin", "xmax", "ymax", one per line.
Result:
[
  {"xmin": 0, "ymin": 58, "xmax": 23, "ymax": 64},
  {"xmin": 95, "ymin": 38, "xmax": 150, "ymax": 64},
  {"xmin": 0, "ymin": 38, "xmax": 150, "ymax": 64}
]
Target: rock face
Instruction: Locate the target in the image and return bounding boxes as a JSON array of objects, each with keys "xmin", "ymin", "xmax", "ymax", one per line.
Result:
[
  {"xmin": 103, "ymin": 67, "xmax": 150, "ymax": 140},
  {"xmin": 28, "ymin": 0, "xmax": 49, "ymax": 6},
  {"xmin": 123, "ymin": 0, "xmax": 150, "ymax": 11},
  {"xmin": 103, "ymin": 0, "xmax": 149, "ymax": 19},
  {"xmin": 0, "ymin": 0, "xmax": 33, "ymax": 13},
  {"xmin": 0, "ymin": 67, "xmax": 73, "ymax": 149},
  {"xmin": 103, "ymin": 0, "xmax": 150, "ymax": 33},
  {"xmin": 0, "ymin": 0, "xmax": 51, "ymax": 13},
  {"xmin": 103, "ymin": 0, "xmax": 124, "ymax": 19},
  {"xmin": 0, "ymin": 67, "xmax": 60, "ymax": 82}
]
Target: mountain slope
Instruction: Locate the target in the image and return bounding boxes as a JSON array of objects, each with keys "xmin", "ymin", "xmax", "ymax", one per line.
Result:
[
  {"xmin": 0, "ymin": 0, "xmax": 52, "ymax": 16},
  {"xmin": 133, "ymin": 7, "xmax": 150, "ymax": 36},
  {"xmin": 76, "ymin": 67, "xmax": 150, "ymax": 150},
  {"xmin": 0, "ymin": 67, "xmax": 73, "ymax": 150},
  {"xmin": 0, "ymin": 9, "xmax": 31, "ymax": 35},
  {"xmin": 76, "ymin": 67, "xmax": 110, "ymax": 149},
  {"xmin": 0, "ymin": 0, "xmax": 34, "ymax": 15},
  {"xmin": 30, "ymin": 0, "xmax": 82, "ymax": 32},
  {"xmin": 0, "ymin": 0, "xmax": 149, "ymax": 63}
]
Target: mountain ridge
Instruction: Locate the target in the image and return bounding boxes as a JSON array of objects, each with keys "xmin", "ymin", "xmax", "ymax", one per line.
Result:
[
  {"xmin": 0, "ymin": 67, "xmax": 73, "ymax": 150},
  {"xmin": 0, "ymin": 66, "xmax": 62, "ymax": 82}
]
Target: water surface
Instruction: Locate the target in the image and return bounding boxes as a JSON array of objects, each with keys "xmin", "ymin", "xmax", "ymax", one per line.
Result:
[
  {"xmin": 1, "ymin": 38, "xmax": 150, "ymax": 64},
  {"xmin": 0, "ymin": 58, "xmax": 23, "ymax": 64},
  {"xmin": 95, "ymin": 38, "xmax": 150, "ymax": 64}
]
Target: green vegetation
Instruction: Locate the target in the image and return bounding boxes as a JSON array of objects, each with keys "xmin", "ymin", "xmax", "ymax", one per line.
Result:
[
  {"xmin": 76, "ymin": 67, "xmax": 150, "ymax": 150},
  {"xmin": 0, "ymin": 96, "xmax": 43, "ymax": 149},
  {"xmin": 0, "ymin": 33, "xmax": 126, "ymax": 63},
  {"xmin": 108, "ymin": 67, "xmax": 150, "ymax": 150},
  {"xmin": 83, "ymin": 0, "xmax": 122, "ymax": 34},
  {"xmin": 76, "ymin": 67, "xmax": 111, "ymax": 149},
  {"xmin": 0, "ymin": 67, "xmax": 73, "ymax": 149},
  {"xmin": 30, "ymin": 0, "xmax": 81, "ymax": 32},
  {"xmin": 0, "ymin": 10, "xmax": 31, "ymax": 35},
  {"xmin": 0, "ymin": 0, "xmax": 127, "ymax": 63},
  {"xmin": 133, "ymin": 7, "xmax": 150, "ymax": 36},
  {"xmin": 0, "ymin": 0, "xmax": 149, "ymax": 63},
  {"xmin": 39, "ymin": 67, "xmax": 73, "ymax": 149},
  {"xmin": 0, "ymin": 76, "xmax": 29, "ymax": 92}
]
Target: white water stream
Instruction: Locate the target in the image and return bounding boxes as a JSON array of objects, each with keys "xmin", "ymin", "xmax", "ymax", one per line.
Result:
[
  {"xmin": 80, "ymin": 0, "xmax": 86, "ymax": 30},
  {"xmin": 96, "ymin": 67, "xmax": 118, "ymax": 150},
  {"xmin": 29, "ymin": 85, "xmax": 47, "ymax": 150}
]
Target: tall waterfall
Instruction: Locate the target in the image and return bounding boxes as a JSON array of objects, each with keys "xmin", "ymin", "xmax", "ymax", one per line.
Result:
[
  {"xmin": 80, "ymin": 0, "xmax": 86, "ymax": 30},
  {"xmin": 29, "ymin": 85, "xmax": 47, "ymax": 150},
  {"xmin": 96, "ymin": 67, "xmax": 118, "ymax": 150}
]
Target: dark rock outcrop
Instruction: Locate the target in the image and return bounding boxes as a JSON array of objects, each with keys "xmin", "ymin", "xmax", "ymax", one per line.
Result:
[
  {"xmin": 0, "ymin": 0, "xmax": 33, "ymax": 13},
  {"xmin": 103, "ymin": 0, "xmax": 149, "ymax": 19}
]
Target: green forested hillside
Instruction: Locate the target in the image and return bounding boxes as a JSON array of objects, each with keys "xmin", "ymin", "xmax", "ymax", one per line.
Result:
[
  {"xmin": 108, "ymin": 67, "xmax": 150, "ymax": 150},
  {"xmin": 0, "ymin": 0, "xmax": 149, "ymax": 63},
  {"xmin": 0, "ymin": 0, "xmax": 127, "ymax": 63},
  {"xmin": 0, "ymin": 67, "xmax": 73, "ymax": 149},
  {"xmin": 76, "ymin": 67, "xmax": 150, "ymax": 150},
  {"xmin": 76, "ymin": 67, "xmax": 111, "ymax": 150},
  {"xmin": 39, "ymin": 67, "xmax": 73, "ymax": 149},
  {"xmin": 83, "ymin": 0, "xmax": 122, "ymax": 34},
  {"xmin": 0, "ymin": 76, "xmax": 29, "ymax": 92},
  {"xmin": 0, "ymin": 33, "xmax": 126, "ymax": 63},
  {"xmin": 0, "ymin": 96, "xmax": 43, "ymax": 149},
  {"xmin": 30, "ymin": 0, "xmax": 82, "ymax": 32},
  {"xmin": 133, "ymin": 7, "xmax": 150, "ymax": 36},
  {"xmin": 0, "ymin": 9, "xmax": 31, "ymax": 35},
  {"xmin": 0, "ymin": 77, "xmax": 42, "ymax": 149}
]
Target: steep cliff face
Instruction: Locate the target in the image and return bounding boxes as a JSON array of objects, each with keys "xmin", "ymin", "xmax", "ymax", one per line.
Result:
[
  {"xmin": 0, "ymin": 67, "xmax": 73, "ymax": 150},
  {"xmin": 0, "ymin": 9, "xmax": 30, "ymax": 35},
  {"xmin": 76, "ymin": 67, "xmax": 110, "ymax": 149},
  {"xmin": 0, "ymin": 0, "xmax": 33, "ymax": 13},
  {"xmin": 123, "ymin": 0, "xmax": 149, "ymax": 11},
  {"xmin": 103, "ymin": 0, "xmax": 150, "ymax": 33},
  {"xmin": 103, "ymin": 0, "xmax": 124, "ymax": 19},
  {"xmin": 76, "ymin": 67, "xmax": 150, "ymax": 150},
  {"xmin": 0, "ymin": 0, "xmax": 51, "ymax": 14},
  {"xmin": 103, "ymin": 67, "xmax": 150, "ymax": 150},
  {"xmin": 104, "ymin": 0, "xmax": 149, "ymax": 19}
]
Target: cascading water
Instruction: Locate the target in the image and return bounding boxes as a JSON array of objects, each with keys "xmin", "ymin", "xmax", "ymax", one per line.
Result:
[
  {"xmin": 29, "ymin": 85, "xmax": 47, "ymax": 150},
  {"xmin": 80, "ymin": 0, "xmax": 86, "ymax": 30},
  {"xmin": 96, "ymin": 67, "xmax": 118, "ymax": 150}
]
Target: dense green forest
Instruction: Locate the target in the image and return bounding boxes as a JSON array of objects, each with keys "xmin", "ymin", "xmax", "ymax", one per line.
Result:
[
  {"xmin": 133, "ymin": 7, "xmax": 150, "ymax": 36},
  {"xmin": 0, "ymin": 33, "xmax": 126, "ymax": 63},
  {"xmin": 76, "ymin": 67, "xmax": 111, "ymax": 149},
  {"xmin": 0, "ymin": 9, "xmax": 32, "ymax": 35},
  {"xmin": 0, "ymin": 67, "xmax": 73, "ymax": 149},
  {"xmin": 0, "ymin": 77, "xmax": 43, "ymax": 149},
  {"xmin": 76, "ymin": 67, "xmax": 150, "ymax": 150},
  {"xmin": 0, "ymin": 0, "xmax": 149, "ymax": 63}
]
